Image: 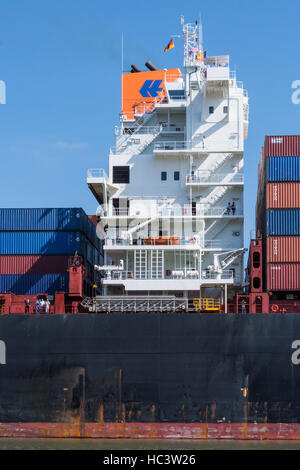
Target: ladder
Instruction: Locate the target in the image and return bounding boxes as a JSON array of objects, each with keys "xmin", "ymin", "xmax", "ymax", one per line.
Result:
[
  {"xmin": 134, "ymin": 250, "xmax": 147, "ymax": 279},
  {"xmin": 151, "ymin": 250, "xmax": 164, "ymax": 279}
]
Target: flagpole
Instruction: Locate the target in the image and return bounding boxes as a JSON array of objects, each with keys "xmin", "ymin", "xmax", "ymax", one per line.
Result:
[{"xmin": 121, "ymin": 32, "xmax": 124, "ymax": 131}]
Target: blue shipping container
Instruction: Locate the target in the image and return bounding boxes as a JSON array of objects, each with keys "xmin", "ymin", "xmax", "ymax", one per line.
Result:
[
  {"xmin": 0, "ymin": 273, "xmax": 68, "ymax": 295},
  {"xmin": 0, "ymin": 232, "xmax": 100, "ymax": 265},
  {"xmin": 0, "ymin": 208, "xmax": 99, "ymax": 248},
  {"xmin": 268, "ymin": 156, "xmax": 300, "ymax": 182},
  {"xmin": 267, "ymin": 209, "xmax": 300, "ymax": 235}
]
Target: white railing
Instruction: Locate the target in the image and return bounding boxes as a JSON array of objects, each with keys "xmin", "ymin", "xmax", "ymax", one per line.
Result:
[
  {"xmin": 108, "ymin": 205, "xmax": 242, "ymax": 218},
  {"xmin": 154, "ymin": 141, "xmax": 191, "ymax": 151},
  {"xmin": 104, "ymin": 270, "xmax": 233, "ymax": 281},
  {"xmin": 87, "ymin": 168, "xmax": 108, "ymax": 179},
  {"xmin": 159, "ymin": 206, "xmax": 242, "ymax": 217},
  {"xmin": 197, "ymin": 206, "xmax": 242, "ymax": 217},
  {"xmin": 105, "ymin": 236, "xmax": 201, "ymax": 247},
  {"xmin": 201, "ymin": 271, "xmax": 234, "ymax": 280},
  {"xmin": 161, "ymin": 125, "xmax": 185, "ymax": 133},
  {"xmin": 112, "ymin": 126, "xmax": 162, "ymax": 155},
  {"xmin": 116, "ymin": 125, "xmax": 162, "ymax": 136},
  {"xmin": 104, "ymin": 237, "xmax": 237, "ymax": 250},
  {"xmin": 154, "ymin": 141, "xmax": 241, "ymax": 152},
  {"xmin": 186, "ymin": 173, "xmax": 244, "ymax": 184}
]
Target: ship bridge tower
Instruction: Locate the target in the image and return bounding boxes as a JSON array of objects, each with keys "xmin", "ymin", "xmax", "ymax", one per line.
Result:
[{"xmin": 87, "ymin": 16, "xmax": 248, "ymax": 311}]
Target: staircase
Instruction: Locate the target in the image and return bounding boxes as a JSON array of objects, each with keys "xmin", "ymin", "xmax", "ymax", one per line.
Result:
[
  {"xmin": 208, "ymin": 185, "xmax": 229, "ymax": 205},
  {"xmin": 116, "ymin": 125, "xmax": 162, "ymax": 154},
  {"xmin": 201, "ymin": 153, "xmax": 234, "ymax": 178},
  {"xmin": 135, "ymin": 128, "xmax": 161, "ymax": 154},
  {"xmin": 204, "ymin": 218, "xmax": 231, "ymax": 239}
]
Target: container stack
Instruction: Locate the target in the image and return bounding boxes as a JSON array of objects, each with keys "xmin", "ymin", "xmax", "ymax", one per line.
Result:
[
  {"xmin": 256, "ymin": 136, "xmax": 300, "ymax": 292},
  {"xmin": 0, "ymin": 208, "xmax": 102, "ymax": 295}
]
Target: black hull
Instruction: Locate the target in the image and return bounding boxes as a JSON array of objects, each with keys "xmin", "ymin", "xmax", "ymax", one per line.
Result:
[{"xmin": 0, "ymin": 313, "xmax": 300, "ymax": 428}]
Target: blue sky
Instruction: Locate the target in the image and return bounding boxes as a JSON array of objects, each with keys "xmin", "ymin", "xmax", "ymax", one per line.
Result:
[{"xmin": 0, "ymin": 0, "xmax": 299, "ymax": 248}]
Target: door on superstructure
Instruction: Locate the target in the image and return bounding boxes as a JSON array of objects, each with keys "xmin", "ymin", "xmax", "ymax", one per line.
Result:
[{"xmin": 112, "ymin": 198, "xmax": 129, "ymax": 216}]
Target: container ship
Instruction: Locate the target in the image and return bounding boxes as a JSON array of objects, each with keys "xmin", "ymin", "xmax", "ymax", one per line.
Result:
[{"xmin": 1, "ymin": 17, "xmax": 300, "ymax": 440}]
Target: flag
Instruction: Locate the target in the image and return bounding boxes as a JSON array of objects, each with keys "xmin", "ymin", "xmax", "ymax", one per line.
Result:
[
  {"xmin": 196, "ymin": 51, "xmax": 207, "ymax": 62},
  {"xmin": 164, "ymin": 39, "xmax": 174, "ymax": 52}
]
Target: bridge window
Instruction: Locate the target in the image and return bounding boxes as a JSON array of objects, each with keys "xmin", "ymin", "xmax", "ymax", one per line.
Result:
[
  {"xmin": 113, "ymin": 166, "xmax": 130, "ymax": 184},
  {"xmin": 223, "ymin": 106, "xmax": 228, "ymax": 113},
  {"xmin": 209, "ymin": 106, "xmax": 214, "ymax": 114},
  {"xmin": 174, "ymin": 171, "xmax": 180, "ymax": 181},
  {"xmin": 161, "ymin": 171, "xmax": 167, "ymax": 181},
  {"xmin": 169, "ymin": 90, "xmax": 185, "ymax": 100}
]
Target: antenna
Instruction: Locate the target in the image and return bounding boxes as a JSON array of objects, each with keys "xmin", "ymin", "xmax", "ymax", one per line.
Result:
[
  {"xmin": 198, "ymin": 12, "xmax": 203, "ymax": 51},
  {"xmin": 121, "ymin": 32, "xmax": 124, "ymax": 127},
  {"xmin": 182, "ymin": 17, "xmax": 202, "ymax": 69}
]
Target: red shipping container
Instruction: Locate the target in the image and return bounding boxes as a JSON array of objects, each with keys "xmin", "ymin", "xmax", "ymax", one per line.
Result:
[
  {"xmin": 266, "ymin": 183, "xmax": 300, "ymax": 208},
  {"xmin": 267, "ymin": 237, "xmax": 300, "ymax": 262},
  {"xmin": 88, "ymin": 215, "xmax": 99, "ymax": 227},
  {"xmin": 267, "ymin": 263, "xmax": 300, "ymax": 291},
  {"xmin": 264, "ymin": 135, "xmax": 300, "ymax": 157},
  {"xmin": 0, "ymin": 255, "xmax": 70, "ymax": 274}
]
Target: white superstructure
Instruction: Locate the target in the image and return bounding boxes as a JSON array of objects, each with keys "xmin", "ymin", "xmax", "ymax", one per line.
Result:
[{"xmin": 87, "ymin": 17, "xmax": 249, "ymax": 310}]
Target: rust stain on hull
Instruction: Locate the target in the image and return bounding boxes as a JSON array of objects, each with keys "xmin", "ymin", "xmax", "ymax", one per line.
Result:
[{"xmin": 1, "ymin": 423, "xmax": 300, "ymax": 440}]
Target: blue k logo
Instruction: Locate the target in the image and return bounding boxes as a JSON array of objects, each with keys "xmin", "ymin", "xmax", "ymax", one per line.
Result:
[{"xmin": 139, "ymin": 80, "xmax": 164, "ymax": 98}]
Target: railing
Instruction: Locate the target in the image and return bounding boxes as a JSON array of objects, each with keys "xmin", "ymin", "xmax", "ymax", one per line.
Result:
[
  {"xmin": 87, "ymin": 168, "xmax": 108, "ymax": 179},
  {"xmin": 83, "ymin": 295, "xmax": 188, "ymax": 313},
  {"xmin": 105, "ymin": 236, "xmax": 202, "ymax": 247},
  {"xmin": 108, "ymin": 205, "xmax": 242, "ymax": 217},
  {"xmin": 186, "ymin": 173, "xmax": 244, "ymax": 184},
  {"xmin": 154, "ymin": 141, "xmax": 191, "ymax": 151},
  {"xmin": 134, "ymin": 99, "xmax": 162, "ymax": 116},
  {"xmin": 116, "ymin": 125, "xmax": 162, "ymax": 136},
  {"xmin": 112, "ymin": 126, "xmax": 162, "ymax": 155},
  {"xmin": 154, "ymin": 141, "xmax": 241, "ymax": 152},
  {"xmin": 165, "ymin": 73, "xmax": 182, "ymax": 82},
  {"xmin": 104, "ymin": 270, "xmax": 234, "ymax": 282},
  {"xmin": 104, "ymin": 237, "xmax": 235, "ymax": 250},
  {"xmin": 196, "ymin": 207, "xmax": 242, "ymax": 217},
  {"xmin": 112, "ymin": 208, "xmax": 130, "ymax": 216},
  {"xmin": 161, "ymin": 125, "xmax": 185, "ymax": 133}
]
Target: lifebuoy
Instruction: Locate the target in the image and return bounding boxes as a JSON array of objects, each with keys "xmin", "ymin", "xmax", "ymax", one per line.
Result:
[{"xmin": 271, "ymin": 304, "xmax": 279, "ymax": 312}]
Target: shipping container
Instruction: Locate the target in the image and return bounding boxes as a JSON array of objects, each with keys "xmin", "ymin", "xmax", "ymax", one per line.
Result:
[
  {"xmin": 0, "ymin": 273, "xmax": 69, "ymax": 295},
  {"xmin": 267, "ymin": 236, "xmax": 300, "ymax": 262},
  {"xmin": 267, "ymin": 156, "xmax": 300, "ymax": 182},
  {"xmin": 0, "ymin": 208, "xmax": 99, "ymax": 248},
  {"xmin": 267, "ymin": 263, "xmax": 300, "ymax": 291},
  {"xmin": 267, "ymin": 209, "xmax": 300, "ymax": 236},
  {"xmin": 0, "ymin": 232, "xmax": 100, "ymax": 266},
  {"xmin": 0, "ymin": 255, "xmax": 70, "ymax": 274},
  {"xmin": 264, "ymin": 136, "xmax": 300, "ymax": 157},
  {"xmin": 266, "ymin": 183, "xmax": 300, "ymax": 208}
]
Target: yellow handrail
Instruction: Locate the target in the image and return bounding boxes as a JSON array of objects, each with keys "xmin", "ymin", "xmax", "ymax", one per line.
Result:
[{"xmin": 193, "ymin": 298, "xmax": 221, "ymax": 311}]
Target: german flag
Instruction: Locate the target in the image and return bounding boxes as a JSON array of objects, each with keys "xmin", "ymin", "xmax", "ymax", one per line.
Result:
[{"xmin": 164, "ymin": 39, "xmax": 174, "ymax": 52}]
